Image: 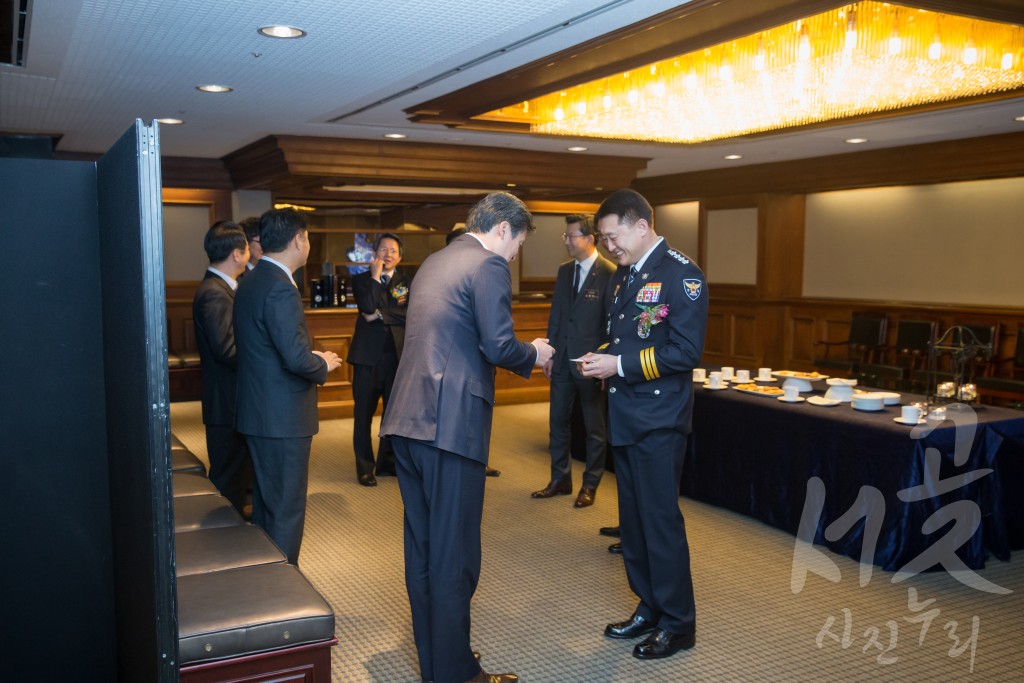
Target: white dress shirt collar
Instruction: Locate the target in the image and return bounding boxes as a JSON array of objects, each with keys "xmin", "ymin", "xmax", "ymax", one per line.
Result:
[
  {"xmin": 261, "ymin": 255, "xmax": 296, "ymax": 286},
  {"xmin": 207, "ymin": 266, "xmax": 238, "ymax": 291}
]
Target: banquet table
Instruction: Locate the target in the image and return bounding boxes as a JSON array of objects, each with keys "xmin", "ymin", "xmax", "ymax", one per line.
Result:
[{"xmin": 683, "ymin": 382, "xmax": 1024, "ymax": 572}]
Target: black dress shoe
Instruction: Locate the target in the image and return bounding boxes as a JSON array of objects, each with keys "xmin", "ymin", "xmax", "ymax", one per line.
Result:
[
  {"xmin": 599, "ymin": 525, "xmax": 621, "ymax": 537},
  {"xmin": 531, "ymin": 479, "xmax": 572, "ymax": 498},
  {"xmin": 465, "ymin": 671, "xmax": 519, "ymax": 683},
  {"xmin": 605, "ymin": 612, "xmax": 656, "ymax": 639},
  {"xmin": 574, "ymin": 486, "xmax": 597, "ymax": 508},
  {"xmin": 608, "ymin": 542, "xmax": 622, "ymax": 554},
  {"xmin": 358, "ymin": 473, "xmax": 377, "ymax": 487},
  {"xmin": 633, "ymin": 628, "xmax": 696, "ymax": 659},
  {"xmin": 485, "ymin": 466, "xmax": 501, "ymax": 477}
]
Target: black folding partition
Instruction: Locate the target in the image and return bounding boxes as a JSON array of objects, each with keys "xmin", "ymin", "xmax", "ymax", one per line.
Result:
[{"xmin": 0, "ymin": 120, "xmax": 176, "ymax": 682}]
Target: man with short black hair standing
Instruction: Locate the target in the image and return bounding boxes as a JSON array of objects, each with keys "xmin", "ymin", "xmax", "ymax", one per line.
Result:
[
  {"xmin": 533, "ymin": 214, "xmax": 614, "ymax": 508},
  {"xmin": 382, "ymin": 192, "xmax": 555, "ymax": 683},
  {"xmin": 239, "ymin": 216, "xmax": 262, "ymax": 273},
  {"xmin": 234, "ymin": 208, "xmax": 341, "ymax": 565},
  {"xmin": 580, "ymin": 188, "xmax": 707, "ymax": 661},
  {"xmin": 192, "ymin": 221, "xmax": 251, "ymax": 512}
]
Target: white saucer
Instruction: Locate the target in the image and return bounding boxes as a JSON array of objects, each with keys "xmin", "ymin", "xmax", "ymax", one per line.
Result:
[
  {"xmin": 893, "ymin": 416, "xmax": 927, "ymax": 425},
  {"xmin": 777, "ymin": 396, "xmax": 805, "ymax": 403},
  {"xmin": 702, "ymin": 383, "xmax": 729, "ymax": 391},
  {"xmin": 755, "ymin": 377, "xmax": 778, "ymax": 383},
  {"xmin": 807, "ymin": 396, "xmax": 840, "ymax": 407}
]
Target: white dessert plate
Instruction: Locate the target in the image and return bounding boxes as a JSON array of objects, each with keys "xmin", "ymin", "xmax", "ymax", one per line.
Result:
[
  {"xmin": 807, "ymin": 396, "xmax": 840, "ymax": 407},
  {"xmin": 777, "ymin": 396, "xmax": 806, "ymax": 403},
  {"xmin": 893, "ymin": 416, "xmax": 927, "ymax": 425}
]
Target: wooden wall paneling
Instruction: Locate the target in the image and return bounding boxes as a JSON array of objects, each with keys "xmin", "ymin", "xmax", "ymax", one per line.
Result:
[
  {"xmin": 787, "ymin": 313, "xmax": 819, "ymax": 366},
  {"xmin": 162, "ymin": 188, "xmax": 232, "ymax": 223},
  {"xmin": 758, "ymin": 194, "xmax": 804, "ymax": 300},
  {"xmin": 704, "ymin": 311, "xmax": 727, "ymax": 360},
  {"xmin": 731, "ymin": 313, "xmax": 758, "ymax": 361}
]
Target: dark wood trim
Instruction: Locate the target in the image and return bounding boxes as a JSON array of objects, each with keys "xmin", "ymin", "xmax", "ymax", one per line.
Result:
[{"xmin": 634, "ymin": 131, "xmax": 1024, "ymax": 203}]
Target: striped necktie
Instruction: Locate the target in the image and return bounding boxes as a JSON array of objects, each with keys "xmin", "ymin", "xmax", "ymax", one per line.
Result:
[{"xmin": 627, "ymin": 265, "xmax": 637, "ymax": 289}]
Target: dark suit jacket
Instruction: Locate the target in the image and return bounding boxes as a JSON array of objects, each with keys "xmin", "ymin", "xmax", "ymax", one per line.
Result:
[
  {"xmin": 603, "ymin": 240, "xmax": 707, "ymax": 445},
  {"xmin": 547, "ymin": 253, "xmax": 615, "ymax": 379},
  {"xmin": 380, "ymin": 234, "xmax": 536, "ymax": 463},
  {"xmin": 346, "ymin": 269, "xmax": 410, "ymax": 365},
  {"xmin": 192, "ymin": 271, "xmax": 239, "ymax": 426},
  {"xmin": 233, "ymin": 260, "xmax": 329, "ymax": 438}
]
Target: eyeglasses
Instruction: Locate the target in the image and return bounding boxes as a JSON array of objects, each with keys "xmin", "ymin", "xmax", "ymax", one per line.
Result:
[{"xmin": 562, "ymin": 232, "xmax": 585, "ymax": 241}]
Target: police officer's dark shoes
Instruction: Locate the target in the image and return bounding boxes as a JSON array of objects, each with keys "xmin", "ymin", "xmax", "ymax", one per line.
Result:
[
  {"xmin": 530, "ymin": 479, "xmax": 572, "ymax": 498},
  {"xmin": 357, "ymin": 473, "xmax": 377, "ymax": 487},
  {"xmin": 632, "ymin": 628, "xmax": 696, "ymax": 659},
  {"xmin": 604, "ymin": 612, "xmax": 656, "ymax": 639}
]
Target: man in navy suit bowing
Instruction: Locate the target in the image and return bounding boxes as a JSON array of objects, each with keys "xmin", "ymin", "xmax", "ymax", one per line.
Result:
[
  {"xmin": 346, "ymin": 233, "xmax": 410, "ymax": 486},
  {"xmin": 192, "ymin": 221, "xmax": 251, "ymax": 512},
  {"xmin": 580, "ymin": 189, "xmax": 707, "ymax": 660},
  {"xmin": 234, "ymin": 208, "xmax": 341, "ymax": 565},
  {"xmin": 382, "ymin": 193, "xmax": 555, "ymax": 683}
]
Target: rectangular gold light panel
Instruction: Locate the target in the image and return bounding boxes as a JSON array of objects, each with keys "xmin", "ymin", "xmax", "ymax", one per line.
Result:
[{"xmin": 478, "ymin": 2, "xmax": 1024, "ymax": 143}]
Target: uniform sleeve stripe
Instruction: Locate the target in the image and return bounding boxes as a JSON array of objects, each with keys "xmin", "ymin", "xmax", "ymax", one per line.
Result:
[{"xmin": 640, "ymin": 347, "xmax": 660, "ymax": 381}]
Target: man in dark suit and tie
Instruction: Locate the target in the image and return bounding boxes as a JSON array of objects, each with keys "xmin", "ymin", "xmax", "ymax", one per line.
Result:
[
  {"xmin": 192, "ymin": 221, "xmax": 251, "ymax": 512},
  {"xmin": 234, "ymin": 208, "xmax": 341, "ymax": 565},
  {"xmin": 580, "ymin": 189, "xmax": 707, "ymax": 660},
  {"xmin": 532, "ymin": 214, "xmax": 615, "ymax": 508},
  {"xmin": 346, "ymin": 233, "xmax": 410, "ymax": 486},
  {"xmin": 382, "ymin": 193, "xmax": 555, "ymax": 683}
]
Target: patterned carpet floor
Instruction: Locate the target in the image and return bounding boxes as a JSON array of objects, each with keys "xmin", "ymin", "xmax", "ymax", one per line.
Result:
[{"xmin": 171, "ymin": 401, "xmax": 1023, "ymax": 682}]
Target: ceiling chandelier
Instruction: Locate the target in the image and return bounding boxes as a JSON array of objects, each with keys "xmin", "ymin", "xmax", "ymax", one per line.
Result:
[{"xmin": 477, "ymin": 2, "xmax": 1024, "ymax": 144}]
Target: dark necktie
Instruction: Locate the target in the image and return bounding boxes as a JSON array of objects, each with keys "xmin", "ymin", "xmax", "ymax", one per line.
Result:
[
  {"xmin": 381, "ymin": 274, "xmax": 389, "ymax": 285},
  {"xmin": 627, "ymin": 265, "xmax": 637, "ymax": 289},
  {"xmin": 571, "ymin": 263, "xmax": 580, "ymax": 301}
]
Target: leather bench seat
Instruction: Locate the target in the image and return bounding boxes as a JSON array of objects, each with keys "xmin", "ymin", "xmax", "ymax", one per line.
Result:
[
  {"xmin": 177, "ymin": 563, "xmax": 335, "ymax": 666},
  {"xmin": 176, "ymin": 525, "xmax": 286, "ymax": 577},
  {"xmin": 174, "ymin": 495, "xmax": 244, "ymax": 533},
  {"xmin": 172, "ymin": 449, "xmax": 206, "ymax": 475},
  {"xmin": 173, "ymin": 471, "xmax": 220, "ymax": 498}
]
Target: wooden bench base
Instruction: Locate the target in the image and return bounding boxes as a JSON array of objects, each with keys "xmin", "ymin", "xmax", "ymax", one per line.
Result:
[{"xmin": 180, "ymin": 637, "xmax": 336, "ymax": 683}]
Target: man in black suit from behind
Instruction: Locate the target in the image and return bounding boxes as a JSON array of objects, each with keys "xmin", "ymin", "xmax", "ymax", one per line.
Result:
[
  {"xmin": 346, "ymin": 233, "xmax": 410, "ymax": 487},
  {"xmin": 532, "ymin": 214, "xmax": 615, "ymax": 508},
  {"xmin": 382, "ymin": 193, "xmax": 555, "ymax": 683},
  {"xmin": 192, "ymin": 221, "xmax": 251, "ymax": 512},
  {"xmin": 234, "ymin": 208, "xmax": 342, "ymax": 564}
]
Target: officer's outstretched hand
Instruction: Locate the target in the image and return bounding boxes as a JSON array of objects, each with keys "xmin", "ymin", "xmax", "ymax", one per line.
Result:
[{"xmin": 577, "ymin": 352, "xmax": 618, "ymax": 380}]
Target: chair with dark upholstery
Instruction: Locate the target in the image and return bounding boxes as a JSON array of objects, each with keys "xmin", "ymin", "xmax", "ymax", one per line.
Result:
[
  {"xmin": 977, "ymin": 328, "xmax": 1024, "ymax": 408},
  {"xmin": 813, "ymin": 313, "xmax": 888, "ymax": 379},
  {"xmin": 861, "ymin": 319, "xmax": 936, "ymax": 390}
]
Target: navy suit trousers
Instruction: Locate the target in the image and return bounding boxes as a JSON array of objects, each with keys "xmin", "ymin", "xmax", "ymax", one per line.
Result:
[
  {"xmin": 614, "ymin": 429, "xmax": 696, "ymax": 634},
  {"xmin": 205, "ymin": 424, "xmax": 251, "ymax": 513},
  {"xmin": 393, "ymin": 436, "xmax": 486, "ymax": 683},
  {"xmin": 246, "ymin": 435, "xmax": 312, "ymax": 565}
]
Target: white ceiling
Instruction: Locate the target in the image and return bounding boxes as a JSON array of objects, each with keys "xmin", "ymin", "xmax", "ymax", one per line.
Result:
[{"xmin": 3, "ymin": 0, "xmax": 1024, "ymax": 179}]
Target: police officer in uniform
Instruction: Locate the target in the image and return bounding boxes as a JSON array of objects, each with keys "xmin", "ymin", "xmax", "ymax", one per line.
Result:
[{"xmin": 580, "ymin": 188, "xmax": 707, "ymax": 660}]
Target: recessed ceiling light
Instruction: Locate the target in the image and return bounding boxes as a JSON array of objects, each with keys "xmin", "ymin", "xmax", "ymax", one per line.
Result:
[
  {"xmin": 567, "ymin": 146, "xmax": 588, "ymax": 152},
  {"xmin": 506, "ymin": 183, "xmax": 517, "ymax": 187},
  {"xmin": 1015, "ymin": 115, "xmax": 1024, "ymax": 122},
  {"xmin": 383, "ymin": 133, "xmax": 407, "ymax": 139},
  {"xmin": 258, "ymin": 25, "xmax": 306, "ymax": 39},
  {"xmin": 724, "ymin": 154, "xmax": 742, "ymax": 160},
  {"xmin": 155, "ymin": 118, "xmax": 183, "ymax": 125},
  {"xmin": 196, "ymin": 84, "xmax": 232, "ymax": 93},
  {"xmin": 845, "ymin": 137, "xmax": 868, "ymax": 144}
]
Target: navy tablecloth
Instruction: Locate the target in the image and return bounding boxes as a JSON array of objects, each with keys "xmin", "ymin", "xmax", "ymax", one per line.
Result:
[{"xmin": 683, "ymin": 384, "xmax": 1024, "ymax": 571}]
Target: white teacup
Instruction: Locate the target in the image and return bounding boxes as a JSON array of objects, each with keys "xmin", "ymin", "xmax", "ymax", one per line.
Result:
[
  {"xmin": 708, "ymin": 371, "xmax": 724, "ymax": 389},
  {"xmin": 721, "ymin": 366, "xmax": 735, "ymax": 381},
  {"xmin": 735, "ymin": 369, "xmax": 751, "ymax": 383},
  {"xmin": 692, "ymin": 368, "xmax": 707, "ymax": 383},
  {"xmin": 758, "ymin": 367, "xmax": 772, "ymax": 380},
  {"xmin": 901, "ymin": 405, "xmax": 920, "ymax": 423},
  {"xmin": 783, "ymin": 384, "xmax": 799, "ymax": 401}
]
